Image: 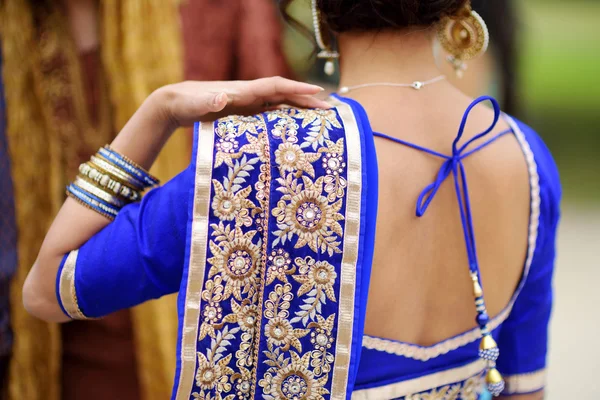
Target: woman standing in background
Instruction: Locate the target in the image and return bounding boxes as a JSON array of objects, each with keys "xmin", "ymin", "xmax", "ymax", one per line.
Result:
[{"xmin": 0, "ymin": 1, "xmax": 291, "ymax": 399}]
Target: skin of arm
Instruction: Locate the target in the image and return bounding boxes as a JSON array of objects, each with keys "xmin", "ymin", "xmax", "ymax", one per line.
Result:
[{"xmin": 22, "ymin": 78, "xmax": 329, "ymax": 322}]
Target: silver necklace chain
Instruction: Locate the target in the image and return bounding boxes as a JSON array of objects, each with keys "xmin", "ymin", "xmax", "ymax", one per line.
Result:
[{"xmin": 338, "ymin": 75, "xmax": 447, "ymax": 94}]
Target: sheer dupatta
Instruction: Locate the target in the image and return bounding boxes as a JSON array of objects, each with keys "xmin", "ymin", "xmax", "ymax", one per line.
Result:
[{"xmin": 172, "ymin": 98, "xmax": 378, "ymax": 400}]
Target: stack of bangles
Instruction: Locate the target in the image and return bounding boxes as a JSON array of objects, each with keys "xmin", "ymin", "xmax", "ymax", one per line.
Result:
[{"xmin": 66, "ymin": 145, "xmax": 160, "ymax": 220}]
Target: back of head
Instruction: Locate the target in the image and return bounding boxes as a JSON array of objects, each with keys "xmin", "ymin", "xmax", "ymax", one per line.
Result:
[{"xmin": 316, "ymin": 0, "xmax": 468, "ymax": 31}]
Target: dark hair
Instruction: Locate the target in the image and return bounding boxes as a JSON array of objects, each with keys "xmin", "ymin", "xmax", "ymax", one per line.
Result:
[
  {"xmin": 472, "ymin": 0, "xmax": 520, "ymax": 115},
  {"xmin": 279, "ymin": 0, "xmax": 469, "ymax": 35}
]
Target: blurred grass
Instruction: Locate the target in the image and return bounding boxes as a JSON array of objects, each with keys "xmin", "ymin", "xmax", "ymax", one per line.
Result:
[
  {"xmin": 519, "ymin": 1, "xmax": 600, "ymax": 201},
  {"xmin": 520, "ymin": 1, "xmax": 600, "ymax": 108}
]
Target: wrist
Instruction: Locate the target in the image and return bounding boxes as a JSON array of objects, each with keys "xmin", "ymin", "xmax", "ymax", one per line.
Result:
[
  {"xmin": 148, "ymin": 86, "xmax": 180, "ymax": 134},
  {"xmin": 108, "ymin": 87, "xmax": 178, "ymax": 168}
]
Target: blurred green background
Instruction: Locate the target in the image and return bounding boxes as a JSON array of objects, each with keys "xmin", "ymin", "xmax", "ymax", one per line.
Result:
[
  {"xmin": 520, "ymin": 0, "xmax": 600, "ymax": 202},
  {"xmin": 282, "ymin": 0, "xmax": 600, "ymax": 203}
]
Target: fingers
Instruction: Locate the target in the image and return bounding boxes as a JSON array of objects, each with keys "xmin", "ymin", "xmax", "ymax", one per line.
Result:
[
  {"xmin": 265, "ymin": 94, "xmax": 331, "ymax": 109},
  {"xmin": 158, "ymin": 79, "xmax": 329, "ymax": 128},
  {"xmin": 251, "ymin": 77, "xmax": 324, "ymax": 97}
]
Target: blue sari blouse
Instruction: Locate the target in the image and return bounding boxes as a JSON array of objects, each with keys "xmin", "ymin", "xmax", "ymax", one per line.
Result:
[{"xmin": 56, "ymin": 95, "xmax": 560, "ymax": 400}]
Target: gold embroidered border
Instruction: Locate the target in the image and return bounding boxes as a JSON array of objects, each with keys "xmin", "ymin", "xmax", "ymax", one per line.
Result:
[
  {"xmin": 503, "ymin": 369, "xmax": 546, "ymax": 394},
  {"xmin": 362, "ymin": 305, "xmax": 510, "ymax": 361},
  {"xmin": 351, "ymin": 359, "xmax": 486, "ymax": 400},
  {"xmin": 58, "ymin": 250, "xmax": 87, "ymax": 320},
  {"xmin": 505, "ymin": 115, "xmax": 541, "ymax": 300},
  {"xmin": 174, "ymin": 122, "xmax": 215, "ymax": 399},
  {"xmin": 361, "ymin": 115, "xmax": 541, "ymax": 362},
  {"xmin": 328, "ymin": 98, "xmax": 363, "ymax": 398},
  {"xmin": 250, "ymin": 114, "xmax": 271, "ymax": 398}
]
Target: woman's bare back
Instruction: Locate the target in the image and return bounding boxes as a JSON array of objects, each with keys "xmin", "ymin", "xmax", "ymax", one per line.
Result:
[{"xmin": 352, "ymin": 84, "xmax": 531, "ymax": 346}]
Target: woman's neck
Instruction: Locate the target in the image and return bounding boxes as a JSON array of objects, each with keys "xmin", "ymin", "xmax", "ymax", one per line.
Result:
[{"xmin": 338, "ymin": 29, "xmax": 442, "ymax": 88}]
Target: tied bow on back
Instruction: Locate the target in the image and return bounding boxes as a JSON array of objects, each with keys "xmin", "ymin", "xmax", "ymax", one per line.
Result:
[
  {"xmin": 372, "ymin": 95, "xmax": 514, "ymax": 397},
  {"xmin": 374, "ymin": 96, "xmax": 511, "ymax": 274}
]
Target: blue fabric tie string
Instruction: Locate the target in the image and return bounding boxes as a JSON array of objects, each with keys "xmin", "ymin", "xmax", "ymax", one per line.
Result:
[{"xmin": 373, "ymin": 96, "xmax": 512, "ymax": 277}]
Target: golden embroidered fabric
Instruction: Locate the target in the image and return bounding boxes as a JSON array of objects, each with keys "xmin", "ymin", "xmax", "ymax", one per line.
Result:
[
  {"xmin": 404, "ymin": 376, "xmax": 484, "ymax": 400},
  {"xmin": 177, "ymin": 107, "xmax": 361, "ymax": 400},
  {"xmin": 352, "ymin": 360, "xmax": 487, "ymax": 400}
]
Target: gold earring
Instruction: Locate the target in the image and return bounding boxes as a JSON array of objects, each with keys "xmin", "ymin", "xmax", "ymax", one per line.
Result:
[
  {"xmin": 311, "ymin": 0, "xmax": 339, "ymax": 76},
  {"xmin": 436, "ymin": 4, "xmax": 489, "ymax": 78}
]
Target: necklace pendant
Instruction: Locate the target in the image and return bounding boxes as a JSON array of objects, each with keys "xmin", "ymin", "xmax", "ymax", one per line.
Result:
[
  {"xmin": 411, "ymin": 81, "xmax": 424, "ymax": 90},
  {"xmin": 338, "ymin": 87, "xmax": 349, "ymax": 94}
]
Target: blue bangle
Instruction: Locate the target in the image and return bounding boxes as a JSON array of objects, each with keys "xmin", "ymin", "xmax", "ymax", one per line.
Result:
[
  {"xmin": 98, "ymin": 146, "xmax": 160, "ymax": 188},
  {"xmin": 66, "ymin": 184, "xmax": 120, "ymax": 220},
  {"xmin": 73, "ymin": 177, "xmax": 128, "ymax": 208}
]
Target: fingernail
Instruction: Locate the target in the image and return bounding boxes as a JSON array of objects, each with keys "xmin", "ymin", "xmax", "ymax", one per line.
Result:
[
  {"xmin": 214, "ymin": 93, "xmax": 225, "ymax": 106},
  {"xmin": 309, "ymin": 84, "xmax": 325, "ymax": 91}
]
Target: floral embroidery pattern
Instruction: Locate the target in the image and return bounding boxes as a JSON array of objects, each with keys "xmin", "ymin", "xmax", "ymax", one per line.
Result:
[
  {"xmin": 259, "ymin": 351, "xmax": 330, "ymax": 400},
  {"xmin": 271, "ymin": 174, "xmax": 344, "ymax": 256},
  {"xmin": 404, "ymin": 375, "xmax": 484, "ymax": 400},
  {"xmin": 193, "ymin": 113, "xmax": 270, "ymax": 400},
  {"xmin": 266, "ymin": 249, "xmax": 294, "ymax": 285},
  {"xmin": 192, "ymin": 107, "xmax": 347, "ymax": 400},
  {"xmin": 290, "ymin": 258, "xmax": 337, "ymax": 326},
  {"xmin": 294, "ymin": 109, "xmax": 342, "ymax": 150},
  {"xmin": 193, "ymin": 326, "xmax": 239, "ymax": 399},
  {"xmin": 257, "ymin": 109, "xmax": 346, "ymax": 400}
]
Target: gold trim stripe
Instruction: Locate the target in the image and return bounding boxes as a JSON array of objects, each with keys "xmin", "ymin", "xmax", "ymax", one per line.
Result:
[
  {"xmin": 329, "ymin": 99, "xmax": 363, "ymax": 399},
  {"xmin": 58, "ymin": 250, "xmax": 87, "ymax": 320},
  {"xmin": 351, "ymin": 359, "xmax": 486, "ymax": 400},
  {"xmin": 503, "ymin": 369, "xmax": 546, "ymax": 394},
  {"xmin": 362, "ymin": 304, "xmax": 510, "ymax": 361},
  {"xmin": 505, "ymin": 114, "xmax": 541, "ymax": 298},
  {"xmin": 174, "ymin": 122, "xmax": 215, "ymax": 399}
]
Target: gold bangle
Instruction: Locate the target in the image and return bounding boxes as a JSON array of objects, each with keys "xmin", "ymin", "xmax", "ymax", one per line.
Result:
[
  {"xmin": 73, "ymin": 177, "xmax": 125, "ymax": 208},
  {"xmin": 90, "ymin": 155, "xmax": 145, "ymax": 189},
  {"xmin": 79, "ymin": 163, "xmax": 141, "ymax": 202}
]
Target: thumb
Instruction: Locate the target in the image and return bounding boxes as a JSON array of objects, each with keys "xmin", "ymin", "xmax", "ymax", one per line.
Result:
[{"xmin": 208, "ymin": 92, "xmax": 228, "ymax": 113}]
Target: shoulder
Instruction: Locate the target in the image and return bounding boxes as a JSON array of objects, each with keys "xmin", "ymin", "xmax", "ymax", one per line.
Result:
[
  {"xmin": 504, "ymin": 116, "xmax": 562, "ymax": 256},
  {"xmin": 506, "ymin": 116, "xmax": 562, "ymax": 207},
  {"xmin": 263, "ymin": 107, "xmax": 346, "ymax": 148},
  {"xmin": 192, "ymin": 107, "xmax": 349, "ymax": 158}
]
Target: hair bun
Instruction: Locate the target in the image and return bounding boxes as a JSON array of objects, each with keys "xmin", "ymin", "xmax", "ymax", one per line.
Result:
[{"xmin": 317, "ymin": 0, "xmax": 468, "ymax": 32}]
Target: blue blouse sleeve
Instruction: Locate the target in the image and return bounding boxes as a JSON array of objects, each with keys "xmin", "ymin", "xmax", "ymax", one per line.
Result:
[
  {"xmin": 496, "ymin": 122, "xmax": 561, "ymax": 395},
  {"xmin": 56, "ymin": 162, "xmax": 195, "ymax": 319}
]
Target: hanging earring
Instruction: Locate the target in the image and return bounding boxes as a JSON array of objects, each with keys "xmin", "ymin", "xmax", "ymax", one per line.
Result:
[
  {"xmin": 436, "ymin": 3, "xmax": 489, "ymax": 78},
  {"xmin": 311, "ymin": 0, "xmax": 339, "ymax": 76}
]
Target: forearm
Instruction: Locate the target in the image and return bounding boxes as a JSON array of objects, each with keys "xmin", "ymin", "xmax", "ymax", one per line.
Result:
[
  {"xmin": 21, "ymin": 77, "xmax": 327, "ymax": 322},
  {"xmin": 23, "ymin": 91, "xmax": 173, "ymax": 322}
]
